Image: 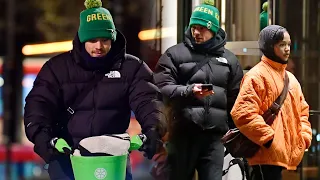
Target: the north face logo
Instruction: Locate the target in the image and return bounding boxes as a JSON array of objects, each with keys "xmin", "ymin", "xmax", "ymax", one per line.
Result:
[
  {"xmin": 105, "ymin": 71, "xmax": 121, "ymax": 78},
  {"xmin": 216, "ymin": 57, "xmax": 228, "ymax": 64}
]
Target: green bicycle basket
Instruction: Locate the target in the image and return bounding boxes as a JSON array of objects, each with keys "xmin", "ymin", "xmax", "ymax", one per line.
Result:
[
  {"xmin": 70, "ymin": 154, "xmax": 127, "ymax": 180},
  {"xmin": 70, "ymin": 134, "xmax": 144, "ymax": 180}
]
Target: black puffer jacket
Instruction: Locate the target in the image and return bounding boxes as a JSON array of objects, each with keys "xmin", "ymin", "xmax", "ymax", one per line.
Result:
[
  {"xmin": 154, "ymin": 28, "xmax": 243, "ymax": 133},
  {"xmin": 24, "ymin": 30, "xmax": 166, "ymax": 162}
]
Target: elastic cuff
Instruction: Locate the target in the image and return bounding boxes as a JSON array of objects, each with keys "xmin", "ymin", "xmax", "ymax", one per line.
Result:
[{"xmin": 181, "ymin": 84, "xmax": 195, "ymax": 97}]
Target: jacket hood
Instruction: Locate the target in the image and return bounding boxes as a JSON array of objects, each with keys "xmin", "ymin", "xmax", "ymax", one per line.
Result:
[
  {"xmin": 71, "ymin": 29, "xmax": 127, "ymax": 70},
  {"xmin": 184, "ymin": 27, "xmax": 226, "ymax": 56},
  {"xmin": 259, "ymin": 25, "xmax": 288, "ymax": 64}
]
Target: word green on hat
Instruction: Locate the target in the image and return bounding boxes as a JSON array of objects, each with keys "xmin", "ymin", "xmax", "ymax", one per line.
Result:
[
  {"xmin": 78, "ymin": 0, "xmax": 117, "ymax": 43},
  {"xmin": 189, "ymin": 0, "xmax": 220, "ymax": 34}
]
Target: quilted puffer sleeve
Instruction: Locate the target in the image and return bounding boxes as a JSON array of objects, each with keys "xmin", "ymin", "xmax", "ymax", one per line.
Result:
[
  {"xmin": 299, "ymin": 87, "xmax": 312, "ymax": 149},
  {"xmin": 231, "ymin": 74, "xmax": 275, "ymax": 146},
  {"xmin": 154, "ymin": 51, "xmax": 195, "ymax": 99}
]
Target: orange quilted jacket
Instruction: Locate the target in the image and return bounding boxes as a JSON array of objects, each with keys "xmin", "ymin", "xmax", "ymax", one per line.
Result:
[{"xmin": 231, "ymin": 56, "xmax": 312, "ymax": 170}]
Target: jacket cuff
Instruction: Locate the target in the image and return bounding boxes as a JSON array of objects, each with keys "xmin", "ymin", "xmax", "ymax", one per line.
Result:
[{"xmin": 181, "ymin": 84, "xmax": 195, "ymax": 97}]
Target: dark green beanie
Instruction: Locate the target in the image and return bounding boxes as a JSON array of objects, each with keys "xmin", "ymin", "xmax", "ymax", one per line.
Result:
[
  {"xmin": 78, "ymin": 0, "xmax": 117, "ymax": 43},
  {"xmin": 189, "ymin": 0, "xmax": 220, "ymax": 34}
]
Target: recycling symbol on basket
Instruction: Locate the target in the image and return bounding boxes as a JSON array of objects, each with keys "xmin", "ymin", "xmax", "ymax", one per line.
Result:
[{"xmin": 94, "ymin": 168, "xmax": 107, "ymax": 179}]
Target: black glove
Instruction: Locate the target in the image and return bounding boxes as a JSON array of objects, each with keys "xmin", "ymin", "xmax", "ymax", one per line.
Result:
[
  {"xmin": 142, "ymin": 129, "xmax": 162, "ymax": 159},
  {"xmin": 33, "ymin": 128, "xmax": 57, "ymax": 163}
]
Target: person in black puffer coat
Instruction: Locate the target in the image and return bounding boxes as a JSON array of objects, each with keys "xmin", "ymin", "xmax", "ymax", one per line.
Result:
[
  {"xmin": 154, "ymin": 1, "xmax": 243, "ymax": 180},
  {"xmin": 24, "ymin": 0, "xmax": 166, "ymax": 179}
]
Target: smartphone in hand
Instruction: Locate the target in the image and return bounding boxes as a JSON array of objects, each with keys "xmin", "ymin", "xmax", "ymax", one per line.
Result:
[{"xmin": 201, "ymin": 84, "xmax": 213, "ymax": 91}]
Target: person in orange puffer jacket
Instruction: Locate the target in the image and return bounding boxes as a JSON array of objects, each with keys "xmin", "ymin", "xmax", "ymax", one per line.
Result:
[{"xmin": 230, "ymin": 25, "xmax": 312, "ymax": 180}]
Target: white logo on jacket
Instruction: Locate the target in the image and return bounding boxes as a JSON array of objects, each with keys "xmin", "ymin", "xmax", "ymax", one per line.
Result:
[
  {"xmin": 105, "ymin": 71, "xmax": 121, "ymax": 78},
  {"xmin": 216, "ymin": 57, "xmax": 228, "ymax": 64}
]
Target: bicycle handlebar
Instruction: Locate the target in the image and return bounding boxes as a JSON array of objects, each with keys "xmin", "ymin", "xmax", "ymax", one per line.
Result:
[{"xmin": 51, "ymin": 134, "xmax": 147, "ymax": 155}]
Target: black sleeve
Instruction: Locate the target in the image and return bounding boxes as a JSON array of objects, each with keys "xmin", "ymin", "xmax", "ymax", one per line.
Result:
[
  {"xmin": 24, "ymin": 61, "xmax": 61, "ymax": 162},
  {"xmin": 129, "ymin": 61, "xmax": 167, "ymax": 136},
  {"xmin": 227, "ymin": 55, "xmax": 244, "ymax": 128},
  {"xmin": 154, "ymin": 51, "xmax": 194, "ymax": 99}
]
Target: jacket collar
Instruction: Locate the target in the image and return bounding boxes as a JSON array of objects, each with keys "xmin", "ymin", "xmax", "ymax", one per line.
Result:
[
  {"xmin": 71, "ymin": 29, "xmax": 126, "ymax": 71},
  {"xmin": 261, "ymin": 55, "xmax": 287, "ymax": 74},
  {"xmin": 184, "ymin": 27, "xmax": 226, "ymax": 56}
]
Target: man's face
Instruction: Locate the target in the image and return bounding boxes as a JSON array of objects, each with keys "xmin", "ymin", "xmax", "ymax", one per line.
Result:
[
  {"xmin": 191, "ymin": 25, "xmax": 214, "ymax": 44},
  {"xmin": 274, "ymin": 32, "xmax": 291, "ymax": 61},
  {"xmin": 85, "ymin": 38, "xmax": 112, "ymax": 57}
]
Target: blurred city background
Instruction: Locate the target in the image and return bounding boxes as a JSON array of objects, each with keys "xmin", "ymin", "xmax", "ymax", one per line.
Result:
[{"xmin": 0, "ymin": 0, "xmax": 320, "ymax": 179}]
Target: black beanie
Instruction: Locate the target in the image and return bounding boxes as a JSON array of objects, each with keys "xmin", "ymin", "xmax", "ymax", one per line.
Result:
[{"xmin": 258, "ymin": 25, "xmax": 288, "ymax": 64}]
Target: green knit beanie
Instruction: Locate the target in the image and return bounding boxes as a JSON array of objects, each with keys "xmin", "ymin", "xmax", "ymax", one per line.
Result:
[
  {"xmin": 189, "ymin": 0, "xmax": 220, "ymax": 34},
  {"xmin": 262, "ymin": 2, "xmax": 268, "ymax": 12},
  {"xmin": 78, "ymin": 0, "xmax": 117, "ymax": 43}
]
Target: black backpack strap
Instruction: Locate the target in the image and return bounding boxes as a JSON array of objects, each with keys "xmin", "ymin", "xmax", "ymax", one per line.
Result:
[
  {"xmin": 66, "ymin": 72, "xmax": 105, "ymax": 120},
  {"xmin": 223, "ymin": 158, "xmax": 246, "ymax": 180},
  {"xmin": 224, "ymin": 150, "xmax": 251, "ymax": 180},
  {"xmin": 180, "ymin": 58, "xmax": 210, "ymax": 84},
  {"xmin": 243, "ymin": 158, "xmax": 252, "ymax": 180},
  {"xmin": 180, "ymin": 55, "xmax": 232, "ymax": 85}
]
